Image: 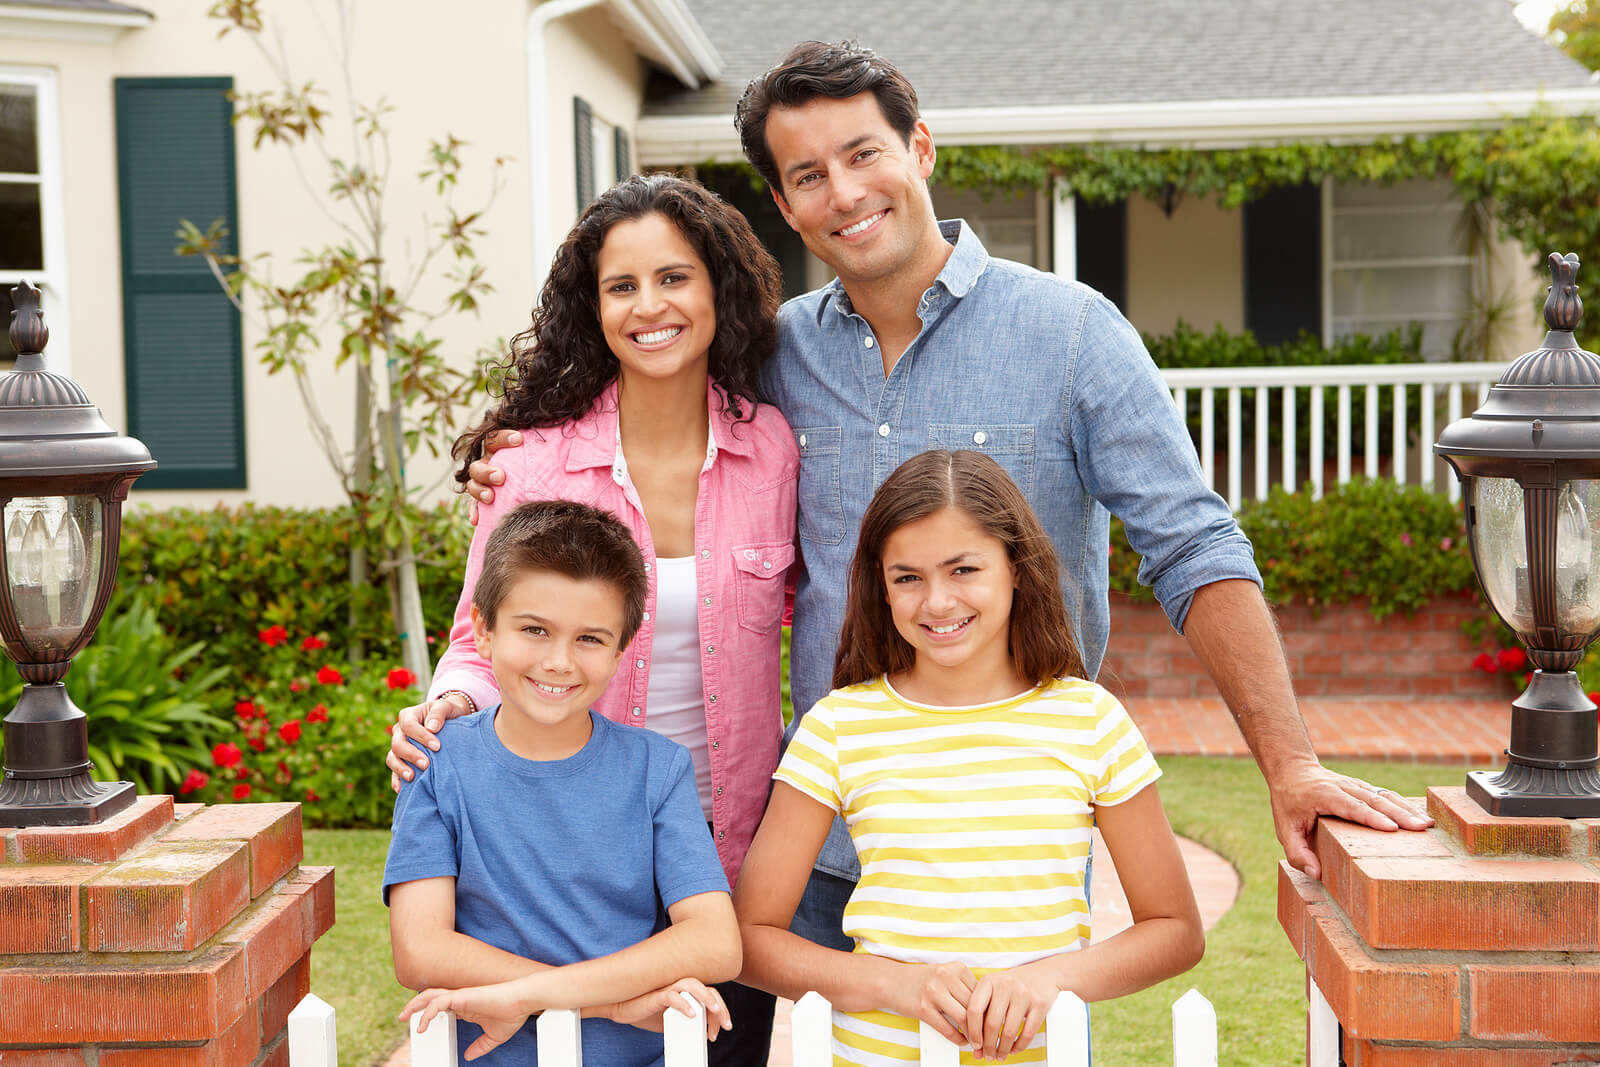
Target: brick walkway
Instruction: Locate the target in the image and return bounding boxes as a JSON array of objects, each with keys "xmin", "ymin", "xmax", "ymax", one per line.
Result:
[{"xmin": 383, "ymin": 695, "xmax": 1507, "ymax": 1066}]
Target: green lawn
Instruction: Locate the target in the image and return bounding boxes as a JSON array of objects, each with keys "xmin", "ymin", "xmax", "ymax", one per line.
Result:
[{"xmin": 303, "ymin": 757, "xmax": 1481, "ymax": 1066}]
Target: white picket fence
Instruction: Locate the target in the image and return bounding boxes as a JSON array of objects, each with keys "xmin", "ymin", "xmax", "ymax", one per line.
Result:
[
  {"xmin": 286, "ymin": 987, "xmax": 1218, "ymax": 1065},
  {"xmin": 1162, "ymin": 361, "xmax": 1507, "ymax": 508}
]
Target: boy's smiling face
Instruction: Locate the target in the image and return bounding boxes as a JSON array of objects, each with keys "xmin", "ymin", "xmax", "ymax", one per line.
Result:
[{"xmin": 471, "ymin": 569, "xmax": 627, "ymax": 758}]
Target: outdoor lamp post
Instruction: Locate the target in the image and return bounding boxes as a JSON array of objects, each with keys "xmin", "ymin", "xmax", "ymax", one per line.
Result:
[
  {"xmin": 1435, "ymin": 252, "xmax": 1600, "ymax": 817},
  {"xmin": 0, "ymin": 281, "xmax": 154, "ymax": 826}
]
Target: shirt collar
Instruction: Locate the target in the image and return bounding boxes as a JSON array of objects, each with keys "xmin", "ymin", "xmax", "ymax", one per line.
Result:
[
  {"xmin": 564, "ymin": 377, "xmax": 757, "ymax": 475},
  {"xmin": 816, "ymin": 218, "xmax": 988, "ymax": 323}
]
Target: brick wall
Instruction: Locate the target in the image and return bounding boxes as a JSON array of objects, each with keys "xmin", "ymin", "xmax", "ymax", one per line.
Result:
[
  {"xmin": 0, "ymin": 796, "xmax": 334, "ymax": 1066},
  {"xmin": 1101, "ymin": 592, "xmax": 1505, "ymax": 701},
  {"xmin": 1280, "ymin": 788, "xmax": 1600, "ymax": 1065}
]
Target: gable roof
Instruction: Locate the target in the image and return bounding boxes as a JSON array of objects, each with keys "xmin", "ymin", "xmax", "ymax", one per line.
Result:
[{"xmin": 638, "ymin": 0, "xmax": 1600, "ymax": 161}]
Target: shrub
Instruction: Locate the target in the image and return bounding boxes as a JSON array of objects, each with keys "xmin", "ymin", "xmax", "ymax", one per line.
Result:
[
  {"xmin": 184, "ymin": 625, "xmax": 417, "ymax": 827},
  {"xmin": 0, "ymin": 595, "xmax": 232, "ymax": 793},
  {"xmin": 1111, "ymin": 479, "xmax": 1480, "ymax": 619},
  {"xmin": 116, "ymin": 501, "xmax": 470, "ymax": 682}
]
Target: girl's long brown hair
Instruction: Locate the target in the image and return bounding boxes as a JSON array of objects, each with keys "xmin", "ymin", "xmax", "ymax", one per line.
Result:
[{"xmin": 832, "ymin": 450, "xmax": 1084, "ymax": 690}]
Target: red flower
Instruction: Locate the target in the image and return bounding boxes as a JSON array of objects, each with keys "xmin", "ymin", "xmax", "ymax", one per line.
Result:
[
  {"xmin": 179, "ymin": 769, "xmax": 209, "ymax": 794},
  {"xmin": 234, "ymin": 700, "xmax": 258, "ymax": 720},
  {"xmin": 1588, "ymin": 691, "xmax": 1600, "ymax": 705},
  {"xmin": 1496, "ymin": 647, "xmax": 1528, "ymax": 673},
  {"xmin": 289, "ymin": 680, "xmax": 306, "ymax": 693},
  {"xmin": 1471, "ymin": 652, "xmax": 1498, "ymax": 673},
  {"xmin": 316, "ymin": 665, "xmax": 343, "ymax": 686},
  {"xmin": 307, "ymin": 704, "xmax": 329, "ymax": 724},
  {"xmin": 302, "ymin": 635, "xmax": 328, "ymax": 652},
  {"xmin": 258, "ymin": 624, "xmax": 288, "ymax": 647},
  {"xmin": 247, "ymin": 736, "xmax": 267, "ymax": 753},
  {"xmin": 232, "ymin": 783, "xmax": 252, "ymax": 801},
  {"xmin": 387, "ymin": 668, "xmax": 417, "ymax": 690},
  {"xmin": 279, "ymin": 720, "xmax": 302, "ymax": 743},
  {"xmin": 305, "ymin": 789, "xmax": 321, "ymax": 803},
  {"xmin": 212, "ymin": 742, "xmax": 243, "ymax": 768}
]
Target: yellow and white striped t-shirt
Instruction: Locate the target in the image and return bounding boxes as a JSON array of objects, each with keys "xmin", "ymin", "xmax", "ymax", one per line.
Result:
[{"xmin": 773, "ymin": 675, "xmax": 1160, "ymax": 1066}]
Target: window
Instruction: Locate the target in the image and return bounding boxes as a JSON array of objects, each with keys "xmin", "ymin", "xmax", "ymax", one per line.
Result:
[
  {"xmin": 115, "ymin": 77, "xmax": 245, "ymax": 489},
  {"xmin": 0, "ymin": 68, "xmax": 65, "ymax": 372},
  {"xmin": 573, "ymin": 96, "xmax": 632, "ymax": 212},
  {"xmin": 1324, "ymin": 178, "xmax": 1473, "ymax": 358}
]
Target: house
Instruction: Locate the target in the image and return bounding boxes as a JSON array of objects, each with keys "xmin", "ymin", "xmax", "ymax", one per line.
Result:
[{"xmin": 1, "ymin": 0, "xmax": 1595, "ymax": 509}]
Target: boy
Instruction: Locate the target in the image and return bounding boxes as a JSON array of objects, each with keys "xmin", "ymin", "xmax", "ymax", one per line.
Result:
[{"xmin": 384, "ymin": 500, "xmax": 741, "ymax": 1063}]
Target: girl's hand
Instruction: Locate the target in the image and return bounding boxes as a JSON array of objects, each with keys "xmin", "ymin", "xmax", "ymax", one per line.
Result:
[
  {"xmin": 609, "ymin": 978, "xmax": 732, "ymax": 1039},
  {"xmin": 399, "ymin": 983, "xmax": 531, "ymax": 1061},
  {"xmin": 964, "ymin": 964, "xmax": 1057, "ymax": 1061},
  {"xmin": 892, "ymin": 961, "xmax": 977, "ymax": 1046}
]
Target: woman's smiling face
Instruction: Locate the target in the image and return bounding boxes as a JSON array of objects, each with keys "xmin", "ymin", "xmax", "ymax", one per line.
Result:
[{"xmin": 595, "ymin": 212, "xmax": 717, "ymax": 389}]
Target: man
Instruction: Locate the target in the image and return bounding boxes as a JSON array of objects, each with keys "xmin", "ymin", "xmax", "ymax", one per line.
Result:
[{"xmin": 404, "ymin": 32, "xmax": 1428, "ymax": 1033}]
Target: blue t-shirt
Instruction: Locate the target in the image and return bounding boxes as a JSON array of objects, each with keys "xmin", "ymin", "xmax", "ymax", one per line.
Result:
[{"xmin": 383, "ymin": 708, "xmax": 729, "ymax": 1066}]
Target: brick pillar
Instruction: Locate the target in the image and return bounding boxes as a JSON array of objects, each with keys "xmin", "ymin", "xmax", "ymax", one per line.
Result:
[
  {"xmin": 0, "ymin": 796, "xmax": 334, "ymax": 1066},
  {"xmin": 1279, "ymin": 787, "xmax": 1600, "ymax": 1065}
]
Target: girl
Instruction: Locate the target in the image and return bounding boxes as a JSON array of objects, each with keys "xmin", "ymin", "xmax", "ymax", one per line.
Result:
[
  {"xmin": 734, "ymin": 450, "xmax": 1204, "ymax": 1065},
  {"xmin": 387, "ymin": 174, "xmax": 797, "ymax": 1061}
]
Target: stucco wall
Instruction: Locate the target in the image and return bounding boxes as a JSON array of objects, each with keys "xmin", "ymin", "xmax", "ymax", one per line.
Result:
[{"xmin": 0, "ymin": 1, "xmax": 651, "ymax": 513}]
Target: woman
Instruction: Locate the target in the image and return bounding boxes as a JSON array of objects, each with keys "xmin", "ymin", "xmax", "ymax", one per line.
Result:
[{"xmin": 388, "ymin": 174, "xmax": 796, "ymax": 1062}]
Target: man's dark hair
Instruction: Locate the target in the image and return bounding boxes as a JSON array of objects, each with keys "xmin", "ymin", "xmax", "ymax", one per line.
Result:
[
  {"xmin": 735, "ymin": 40, "xmax": 920, "ymax": 192},
  {"xmin": 473, "ymin": 501, "xmax": 647, "ymax": 647}
]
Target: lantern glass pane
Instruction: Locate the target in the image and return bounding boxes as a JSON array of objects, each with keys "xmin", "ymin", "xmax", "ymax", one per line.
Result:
[
  {"xmin": 1556, "ymin": 479, "xmax": 1600, "ymax": 634},
  {"xmin": 3, "ymin": 495, "xmax": 102, "ymax": 655},
  {"xmin": 1469, "ymin": 476, "xmax": 1533, "ymax": 632}
]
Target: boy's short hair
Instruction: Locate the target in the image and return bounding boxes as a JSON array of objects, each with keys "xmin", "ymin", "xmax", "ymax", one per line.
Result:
[
  {"xmin": 735, "ymin": 40, "xmax": 921, "ymax": 192},
  {"xmin": 472, "ymin": 501, "xmax": 647, "ymax": 647}
]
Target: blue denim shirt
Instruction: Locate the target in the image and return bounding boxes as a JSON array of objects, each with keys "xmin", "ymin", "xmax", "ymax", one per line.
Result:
[{"xmin": 765, "ymin": 220, "xmax": 1260, "ymax": 879}]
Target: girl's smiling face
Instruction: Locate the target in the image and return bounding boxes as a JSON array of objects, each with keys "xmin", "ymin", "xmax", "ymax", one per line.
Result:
[{"xmin": 880, "ymin": 506, "xmax": 1026, "ymax": 702}]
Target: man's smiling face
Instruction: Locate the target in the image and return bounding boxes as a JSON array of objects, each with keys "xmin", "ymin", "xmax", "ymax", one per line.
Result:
[{"xmin": 764, "ymin": 92, "xmax": 945, "ymax": 289}]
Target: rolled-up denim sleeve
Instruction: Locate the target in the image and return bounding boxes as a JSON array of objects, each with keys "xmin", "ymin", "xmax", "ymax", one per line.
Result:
[{"xmin": 1066, "ymin": 295, "xmax": 1262, "ymax": 633}]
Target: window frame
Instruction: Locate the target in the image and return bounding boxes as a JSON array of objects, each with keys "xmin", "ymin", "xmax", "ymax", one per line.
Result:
[{"xmin": 0, "ymin": 65, "xmax": 68, "ymax": 374}]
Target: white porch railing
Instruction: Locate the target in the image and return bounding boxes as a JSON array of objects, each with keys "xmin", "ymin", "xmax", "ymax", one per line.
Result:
[
  {"xmin": 286, "ymin": 987, "xmax": 1219, "ymax": 1066},
  {"xmin": 1160, "ymin": 361, "xmax": 1508, "ymax": 509}
]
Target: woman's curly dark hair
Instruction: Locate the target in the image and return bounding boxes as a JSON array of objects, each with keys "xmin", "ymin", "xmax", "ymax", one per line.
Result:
[{"xmin": 453, "ymin": 174, "xmax": 783, "ymax": 487}]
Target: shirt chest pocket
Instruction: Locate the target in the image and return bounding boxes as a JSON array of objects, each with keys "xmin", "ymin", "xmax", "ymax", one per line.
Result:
[
  {"xmin": 732, "ymin": 541, "xmax": 796, "ymax": 635},
  {"xmin": 793, "ymin": 426, "xmax": 844, "ymax": 546},
  {"xmin": 926, "ymin": 424, "xmax": 1037, "ymax": 496}
]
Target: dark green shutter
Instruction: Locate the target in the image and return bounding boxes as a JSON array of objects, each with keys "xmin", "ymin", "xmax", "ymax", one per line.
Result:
[
  {"xmin": 1244, "ymin": 184, "xmax": 1321, "ymax": 346},
  {"xmin": 114, "ymin": 77, "xmax": 245, "ymax": 489},
  {"xmin": 614, "ymin": 127, "xmax": 631, "ymax": 182},
  {"xmin": 1074, "ymin": 199, "xmax": 1127, "ymax": 312},
  {"xmin": 574, "ymin": 97, "xmax": 594, "ymax": 212}
]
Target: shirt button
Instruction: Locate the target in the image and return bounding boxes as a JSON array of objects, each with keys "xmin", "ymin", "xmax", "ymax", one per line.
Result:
[
  {"xmin": 712, "ymin": 740, "xmax": 719, "ymax": 749},
  {"xmin": 708, "ymin": 694, "xmax": 717, "ymax": 703},
  {"xmin": 701, "ymin": 549, "xmax": 710, "ymax": 559},
  {"xmin": 864, "ymin": 336, "xmax": 875, "ymax": 349},
  {"xmin": 704, "ymin": 596, "xmax": 712, "ymax": 606},
  {"xmin": 799, "ymin": 433, "xmax": 807, "ymax": 448},
  {"xmin": 762, "ymin": 560, "xmax": 772, "ymax": 569},
  {"xmin": 636, "ymin": 659, "xmax": 645, "ymax": 669},
  {"xmin": 631, "ymin": 706, "xmax": 641, "ymax": 717},
  {"xmin": 973, "ymin": 430, "xmax": 988, "ymax": 445},
  {"xmin": 706, "ymin": 645, "xmax": 715, "ymax": 654},
  {"xmin": 877, "ymin": 423, "xmax": 890, "ymax": 437},
  {"xmin": 715, "ymin": 786, "xmax": 723, "ymax": 797},
  {"xmin": 717, "ymin": 830, "xmax": 726, "ymax": 840},
  {"xmin": 642, "ymin": 611, "xmax": 651, "ymax": 622},
  {"xmin": 643, "ymin": 562, "xmax": 652, "ymax": 572}
]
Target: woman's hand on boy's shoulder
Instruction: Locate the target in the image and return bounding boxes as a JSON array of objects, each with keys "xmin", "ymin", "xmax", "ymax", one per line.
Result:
[
  {"xmin": 606, "ymin": 978, "xmax": 732, "ymax": 1040},
  {"xmin": 388, "ymin": 692, "xmax": 476, "ymax": 792}
]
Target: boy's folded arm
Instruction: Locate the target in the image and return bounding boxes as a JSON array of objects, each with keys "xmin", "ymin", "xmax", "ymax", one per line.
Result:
[
  {"xmin": 479, "ymin": 888, "xmax": 740, "ymax": 1020},
  {"xmin": 388, "ymin": 877, "xmax": 555, "ymax": 990}
]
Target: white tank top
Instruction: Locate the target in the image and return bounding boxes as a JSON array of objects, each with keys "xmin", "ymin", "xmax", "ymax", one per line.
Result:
[{"xmin": 645, "ymin": 555, "xmax": 712, "ymax": 817}]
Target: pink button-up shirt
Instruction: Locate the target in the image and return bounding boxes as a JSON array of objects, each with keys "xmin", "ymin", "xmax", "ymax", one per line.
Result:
[{"xmin": 429, "ymin": 379, "xmax": 799, "ymax": 884}]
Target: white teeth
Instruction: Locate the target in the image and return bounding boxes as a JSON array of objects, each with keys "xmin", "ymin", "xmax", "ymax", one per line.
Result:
[
  {"xmin": 928, "ymin": 618, "xmax": 971, "ymax": 635},
  {"xmin": 534, "ymin": 681, "xmax": 574, "ymax": 695},
  {"xmin": 634, "ymin": 326, "xmax": 681, "ymax": 346},
  {"xmin": 839, "ymin": 212, "xmax": 884, "ymax": 237}
]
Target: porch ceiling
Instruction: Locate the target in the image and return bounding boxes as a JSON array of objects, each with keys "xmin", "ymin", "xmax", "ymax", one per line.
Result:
[{"xmin": 638, "ymin": 0, "xmax": 1600, "ymax": 162}]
